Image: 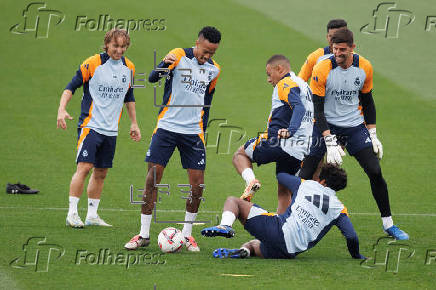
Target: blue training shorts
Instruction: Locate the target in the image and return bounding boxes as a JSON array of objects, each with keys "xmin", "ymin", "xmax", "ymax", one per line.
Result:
[
  {"xmin": 308, "ymin": 123, "xmax": 373, "ymax": 157},
  {"xmin": 145, "ymin": 128, "xmax": 206, "ymax": 170},
  {"xmin": 76, "ymin": 128, "xmax": 117, "ymax": 168},
  {"xmin": 244, "ymin": 204, "xmax": 296, "ymax": 259},
  {"xmin": 244, "ymin": 137, "xmax": 301, "ymax": 175}
]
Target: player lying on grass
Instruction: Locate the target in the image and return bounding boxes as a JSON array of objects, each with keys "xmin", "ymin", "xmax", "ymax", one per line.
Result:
[{"xmin": 201, "ymin": 164, "xmax": 365, "ymax": 259}]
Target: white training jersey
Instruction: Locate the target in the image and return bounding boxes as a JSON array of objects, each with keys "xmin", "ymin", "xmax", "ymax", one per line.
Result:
[{"xmin": 282, "ymin": 180, "xmax": 344, "ymax": 254}]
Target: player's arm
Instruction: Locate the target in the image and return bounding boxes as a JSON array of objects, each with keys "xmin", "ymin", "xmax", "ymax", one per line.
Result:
[
  {"xmin": 312, "ymin": 94, "xmax": 329, "ymax": 135},
  {"xmin": 335, "ymin": 213, "xmax": 365, "ymax": 259},
  {"xmin": 276, "ymin": 173, "xmax": 301, "ymax": 196},
  {"xmin": 124, "ymin": 85, "xmax": 141, "ymax": 141},
  {"xmin": 360, "ymin": 59, "xmax": 382, "ymax": 159},
  {"xmin": 125, "ymin": 101, "xmax": 141, "ymax": 142},
  {"xmin": 287, "ymin": 88, "xmax": 306, "ymax": 136},
  {"xmin": 148, "ymin": 48, "xmax": 184, "ymax": 83},
  {"xmin": 202, "ymin": 66, "xmax": 220, "ymax": 132},
  {"xmin": 277, "ymin": 86, "xmax": 305, "ymax": 139},
  {"xmin": 57, "ymin": 90, "xmax": 74, "ymax": 129},
  {"xmin": 148, "ymin": 59, "xmax": 171, "ymax": 83},
  {"xmin": 57, "ymin": 62, "xmax": 88, "ymax": 130},
  {"xmin": 298, "ymin": 51, "xmax": 318, "ymax": 82},
  {"xmin": 310, "ymin": 63, "xmax": 329, "ymax": 136},
  {"xmin": 359, "ymin": 91, "xmax": 376, "ymax": 127}
]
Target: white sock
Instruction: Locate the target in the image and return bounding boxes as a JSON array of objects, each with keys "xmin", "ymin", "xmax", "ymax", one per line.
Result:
[
  {"xmin": 382, "ymin": 216, "xmax": 394, "ymax": 229},
  {"xmin": 182, "ymin": 212, "xmax": 198, "ymax": 237},
  {"xmin": 139, "ymin": 214, "xmax": 152, "ymax": 239},
  {"xmin": 240, "ymin": 246, "xmax": 250, "ymax": 257},
  {"xmin": 220, "ymin": 211, "xmax": 236, "ymax": 227},
  {"xmin": 68, "ymin": 196, "xmax": 80, "ymax": 215},
  {"xmin": 86, "ymin": 198, "xmax": 100, "ymax": 219},
  {"xmin": 241, "ymin": 168, "xmax": 255, "ymax": 185}
]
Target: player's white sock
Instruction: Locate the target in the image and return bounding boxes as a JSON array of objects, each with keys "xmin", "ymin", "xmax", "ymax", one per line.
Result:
[
  {"xmin": 86, "ymin": 198, "xmax": 100, "ymax": 219},
  {"xmin": 139, "ymin": 214, "xmax": 152, "ymax": 239},
  {"xmin": 68, "ymin": 196, "xmax": 80, "ymax": 216},
  {"xmin": 382, "ymin": 216, "xmax": 394, "ymax": 230},
  {"xmin": 241, "ymin": 168, "xmax": 256, "ymax": 185},
  {"xmin": 240, "ymin": 246, "xmax": 250, "ymax": 257},
  {"xmin": 220, "ymin": 211, "xmax": 236, "ymax": 227},
  {"xmin": 182, "ymin": 212, "xmax": 198, "ymax": 237}
]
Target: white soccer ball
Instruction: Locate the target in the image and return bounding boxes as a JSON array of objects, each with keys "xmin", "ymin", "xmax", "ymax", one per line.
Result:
[{"xmin": 158, "ymin": 227, "xmax": 185, "ymax": 253}]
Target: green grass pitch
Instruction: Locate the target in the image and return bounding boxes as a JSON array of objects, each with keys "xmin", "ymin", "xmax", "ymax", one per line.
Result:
[{"xmin": 1, "ymin": 0, "xmax": 435, "ymax": 289}]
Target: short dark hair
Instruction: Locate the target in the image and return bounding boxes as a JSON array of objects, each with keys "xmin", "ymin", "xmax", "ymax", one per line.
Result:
[
  {"xmin": 266, "ymin": 54, "xmax": 290, "ymax": 66},
  {"xmin": 331, "ymin": 28, "xmax": 354, "ymax": 47},
  {"xmin": 319, "ymin": 164, "xmax": 347, "ymax": 191},
  {"xmin": 198, "ymin": 26, "xmax": 221, "ymax": 43},
  {"xmin": 327, "ymin": 19, "xmax": 347, "ymax": 32}
]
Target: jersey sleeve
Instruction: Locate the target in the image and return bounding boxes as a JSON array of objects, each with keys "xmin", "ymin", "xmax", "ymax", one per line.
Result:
[
  {"xmin": 360, "ymin": 56, "xmax": 373, "ymax": 93},
  {"xmin": 149, "ymin": 48, "xmax": 186, "ymax": 83},
  {"xmin": 278, "ymin": 81, "xmax": 305, "ymax": 136},
  {"xmin": 298, "ymin": 48, "xmax": 324, "ymax": 82},
  {"xmin": 335, "ymin": 213, "xmax": 364, "ymax": 259},
  {"xmin": 202, "ymin": 60, "xmax": 220, "ymax": 133},
  {"xmin": 310, "ymin": 60, "xmax": 331, "ymax": 97},
  {"xmin": 65, "ymin": 54, "xmax": 101, "ymax": 94},
  {"xmin": 124, "ymin": 57, "xmax": 135, "ymax": 103},
  {"xmin": 276, "ymin": 173, "xmax": 302, "ymax": 195}
]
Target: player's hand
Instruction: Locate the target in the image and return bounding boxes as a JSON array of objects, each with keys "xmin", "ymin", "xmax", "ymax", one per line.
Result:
[
  {"xmin": 163, "ymin": 53, "xmax": 177, "ymax": 65},
  {"xmin": 277, "ymin": 128, "xmax": 290, "ymax": 139},
  {"xmin": 324, "ymin": 134, "xmax": 346, "ymax": 165},
  {"xmin": 368, "ymin": 128, "xmax": 383, "ymax": 159},
  {"xmin": 130, "ymin": 123, "xmax": 141, "ymax": 142},
  {"xmin": 57, "ymin": 109, "xmax": 73, "ymax": 130}
]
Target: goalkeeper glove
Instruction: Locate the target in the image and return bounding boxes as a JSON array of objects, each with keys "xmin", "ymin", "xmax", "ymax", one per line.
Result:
[
  {"xmin": 324, "ymin": 134, "xmax": 346, "ymax": 165},
  {"xmin": 368, "ymin": 128, "xmax": 383, "ymax": 159}
]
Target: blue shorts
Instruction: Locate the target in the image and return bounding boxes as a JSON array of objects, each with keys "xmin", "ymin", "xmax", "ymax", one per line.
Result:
[
  {"xmin": 244, "ymin": 205, "xmax": 295, "ymax": 259},
  {"xmin": 244, "ymin": 137, "xmax": 301, "ymax": 175},
  {"xmin": 145, "ymin": 128, "xmax": 206, "ymax": 170},
  {"xmin": 76, "ymin": 128, "xmax": 117, "ymax": 168},
  {"xmin": 308, "ymin": 123, "xmax": 373, "ymax": 157}
]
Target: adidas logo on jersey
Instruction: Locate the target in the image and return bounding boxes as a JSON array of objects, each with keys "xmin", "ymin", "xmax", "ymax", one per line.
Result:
[
  {"xmin": 365, "ymin": 137, "xmax": 371, "ymax": 143},
  {"xmin": 197, "ymin": 159, "xmax": 205, "ymax": 165}
]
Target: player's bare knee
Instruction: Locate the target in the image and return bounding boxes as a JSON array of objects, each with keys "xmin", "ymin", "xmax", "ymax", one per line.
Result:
[
  {"xmin": 225, "ymin": 196, "xmax": 239, "ymax": 204},
  {"xmin": 93, "ymin": 168, "xmax": 108, "ymax": 180},
  {"xmin": 232, "ymin": 146, "xmax": 246, "ymax": 162},
  {"xmin": 75, "ymin": 162, "xmax": 93, "ymax": 177}
]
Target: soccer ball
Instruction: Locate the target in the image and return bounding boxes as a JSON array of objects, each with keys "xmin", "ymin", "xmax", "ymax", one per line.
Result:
[{"xmin": 158, "ymin": 227, "xmax": 185, "ymax": 253}]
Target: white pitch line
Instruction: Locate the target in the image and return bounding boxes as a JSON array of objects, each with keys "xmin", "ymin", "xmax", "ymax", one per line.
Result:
[{"xmin": 0, "ymin": 206, "xmax": 435, "ymax": 217}]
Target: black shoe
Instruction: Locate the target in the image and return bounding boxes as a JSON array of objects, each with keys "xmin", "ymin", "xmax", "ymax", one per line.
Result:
[{"xmin": 6, "ymin": 183, "xmax": 39, "ymax": 194}]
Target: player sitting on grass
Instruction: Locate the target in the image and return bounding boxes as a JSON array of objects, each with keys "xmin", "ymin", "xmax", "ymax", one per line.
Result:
[{"xmin": 201, "ymin": 164, "xmax": 365, "ymax": 259}]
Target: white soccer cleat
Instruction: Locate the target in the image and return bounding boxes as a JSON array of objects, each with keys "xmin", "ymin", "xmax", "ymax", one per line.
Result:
[
  {"xmin": 240, "ymin": 179, "xmax": 261, "ymax": 202},
  {"xmin": 185, "ymin": 236, "xmax": 200, "ymax": 252},
  {"xmin": 66, "ymin": 213, "xmax": 84, "ymax": 228},
  {"xmin": 85, "ymin": 216, "xmax": 112, "ymax": 227},
  {"xmin": 124, "ymin": 235, "xmax": 150, "ymax": 250}
]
